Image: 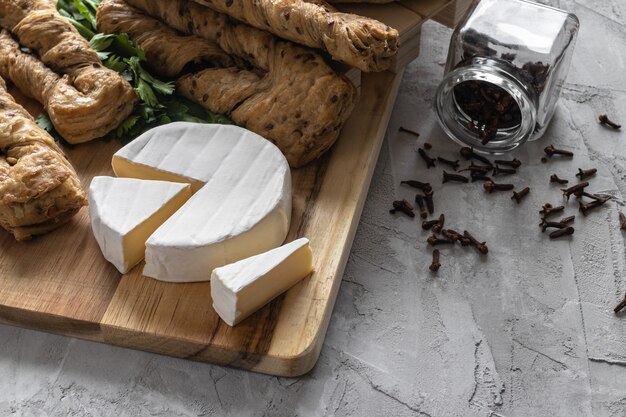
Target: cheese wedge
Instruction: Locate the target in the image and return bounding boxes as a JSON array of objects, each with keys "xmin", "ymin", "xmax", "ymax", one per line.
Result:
[
  {"xmin": 211, "ymin": 238, "xmax": 313, "ymax": 326},
  {"xmin": 112, "ymin": 122, "xmax": 292, "ymax": 282},
  {"xmin": 88, "ymin": 176, "xmax": 192, "ymax": 274}
]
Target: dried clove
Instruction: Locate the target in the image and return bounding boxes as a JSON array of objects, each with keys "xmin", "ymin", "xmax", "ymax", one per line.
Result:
[
  {"xmin": 561, "ymin": 182, "xmax": 589, "ymax": 200},
  {"xmin": 614, "ymin": 293, "xmax": 626, "ymax": 314},
  {"xmin": 599, "ymin": 114, "xmax": 621, "ymax": 130},
  {"xmin": 414, "ymin": 195, "xmax": 428, "ymax": 219},
  {"xmin": 471, "ymin": 173, "xmax": 492, "ymax": 183},
  {"xmin": 390, "ymin": 200, "xmax": 415, "ymax": 218},
  {"xmin": 549, "ymin": 226, "xmax": 575, "ymax": 239},
  {"xmin": 443, "ymin": 171, "xmax": 469, "ymax": 184},
  {"xmin": 432, "ymin": 213, "xmax": 445, "ymax": 234},
  {"xmin": 422, "ymin": 219, "xmax": 439, "ymax": 230},
  {"xmin": 494, "ymin": 158, "xmax": 522, "ymax": 168},
  {"xmin": 544, "ymin": 145, "xmax": 574, "ymax": 158},
  {"xmin": 539, "ymin": 203, "xmax": 565, "ymax": 217},
  {"xmin": 459, "ymin": 147, "xmax": 493, "ymax": 166},
  {"xmin": 463, "ymin": 231, "xmax": 488, "ymax": 254},
  {"xmin": 429, "ymin": 249, "xmax": 441, "ymax": 272},
  {"xmin": 579, "ymin": 199, "xmax": 609, "ymax": 216},
  {"xmin": 576, "ymin": 168, "xmax": 597, "ymax": 180},
  {"xmin": 619, "ymin": 212, "xmax": 626, "ymax": 230},
  {"xmin": 442, "ymin": 229, "xmax": 470, "ymax": 246},
  {"xmin": 419, "ymin": 148, "xmax": 436, "ymax": 168},
  {"xmin": 401, "ymin": 180, "xmax": 433, "ymax": 193},
  {"xmin": 460, "ymin": 163, "xmax": 492, "ymax": 174},
  {"xmin": 577, "ymin": 192, "xmax": 611, "ymax": 202},
  {"xmin": 437, "ymin": 157, "xmax": 460, "ymax": 171},
  {"xmin": 492, "ymin": 165, "xmax": 517, "ymax": 176},
  {"xmin": 427, "ymin": 234, "xmax": 455, "ymax": 246},
  {"xmin": 483, "ymin": 180, "xmax": 514, "ymax": 193},
  {"xmin": 558, "ymin": 215, "xmax": 576, "ymax": 225},
  {"xmin": 550, "ymin": 174, "xmax": 568, "ymax": 185},
  {"xmin": 540, "ymin": 220, "xmax": 568, "ymax": 233},
  {"xmin": 424, "ymin": 190, "xmax": 435, "ymax": 214},
  {"xmin": 399, "ymin": 126, "xmax": 420, "ymax": 137},
  {"xmin": 511, "ymin": 187, "xmax": 530, "ymax": 204}
]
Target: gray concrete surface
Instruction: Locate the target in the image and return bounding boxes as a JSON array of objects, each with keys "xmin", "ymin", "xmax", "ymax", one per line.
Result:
[{"xmin": 1, "ymin": 1, "xmax": 625, "ymax": 415}]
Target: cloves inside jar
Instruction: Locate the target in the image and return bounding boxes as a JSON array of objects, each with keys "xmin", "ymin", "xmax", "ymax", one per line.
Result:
[{"xmin": 434, "ymin": 0, "xmax": 579, "ymax": 153}]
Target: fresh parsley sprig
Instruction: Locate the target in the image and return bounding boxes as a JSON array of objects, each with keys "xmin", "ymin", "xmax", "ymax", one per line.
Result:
[{"xmin": 39, "ymin": 0, "xmax": 229, "ymax": 140}]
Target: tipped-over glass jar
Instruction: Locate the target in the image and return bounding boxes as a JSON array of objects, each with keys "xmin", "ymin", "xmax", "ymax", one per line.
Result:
[{"xmin": 434, "ymin": 0, "xmax": 579, "ymax": 153}]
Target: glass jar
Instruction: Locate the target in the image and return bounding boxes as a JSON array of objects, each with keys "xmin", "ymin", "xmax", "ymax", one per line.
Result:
[{"xmin": 434, "ymin": 0, "xmax": 579, "ymax": 153}]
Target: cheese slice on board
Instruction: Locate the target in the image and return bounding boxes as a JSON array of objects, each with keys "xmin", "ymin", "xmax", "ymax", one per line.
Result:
[
  {"xmin": 88, "ymin": 176, "xmax": 192, "ymax": 274},
  {"xmin": 112, "ymin": 122, "xmax": 292, "ymax": 283},
  {"xmin": 211, "ymin": 238, "xmax": 313, "ymax": 326}
]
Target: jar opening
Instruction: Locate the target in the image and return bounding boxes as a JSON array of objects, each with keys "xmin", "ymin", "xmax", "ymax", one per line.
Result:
[{"xmin": 434, "ymin": 63, "xmax": 537, "ymax": 154}]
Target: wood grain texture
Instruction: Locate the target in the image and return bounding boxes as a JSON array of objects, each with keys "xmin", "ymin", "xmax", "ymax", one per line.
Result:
[{"xmin": 0, "ymin": 0, "xmax": 462, "ymax": 376}]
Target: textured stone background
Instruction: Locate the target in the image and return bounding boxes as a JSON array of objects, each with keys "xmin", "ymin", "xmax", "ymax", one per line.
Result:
[{"xmin": 1, "ymin": 0, "xmax": 625, "ymax": 415}]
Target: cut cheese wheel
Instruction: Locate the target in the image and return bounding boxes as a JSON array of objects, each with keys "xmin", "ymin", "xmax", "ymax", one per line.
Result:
[
  {"xmin": 88, "ymin": 176, "xmax": 192, "ymax": 274},
  {"xmin": 112, "ymin": 122, "xmax": 292, "ymax": 283},
  {"xmin": 211, "ymin": 238, "xmax": 313, "ymax": 326}
]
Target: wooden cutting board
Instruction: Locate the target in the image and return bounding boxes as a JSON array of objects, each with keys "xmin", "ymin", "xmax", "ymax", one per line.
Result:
[{"xmin": 0, "ymin": 0, "xmax": 470, "ymax": 376}]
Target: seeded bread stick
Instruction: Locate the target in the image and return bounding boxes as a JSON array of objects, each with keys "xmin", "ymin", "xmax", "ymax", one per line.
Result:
[
  {"xmin": 123, "ymin": 0, "xmax": 397, "ymax": 72},
  {"xmin": 0, "ymin": 76, "xmax": 87, "ymax": 241},
  {"xmin": 0, "ymin": 0, "xmax": 136, "ymax": 143},
  {"xmin": 98, "ymin": 0, "xmax": 357, "ymax": 167}
]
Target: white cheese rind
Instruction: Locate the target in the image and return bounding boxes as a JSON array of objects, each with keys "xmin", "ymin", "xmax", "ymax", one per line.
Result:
[
  {"xmin": 113, "ymin": 122, "xmax": 292, "ymax": 283},
  {"xmin": 211, "ymin": 238, "xmax": 313, "ymax": 326},
  {"xmin": 88, "ymin": 176, "xmax": 191, "ymax": 274}
]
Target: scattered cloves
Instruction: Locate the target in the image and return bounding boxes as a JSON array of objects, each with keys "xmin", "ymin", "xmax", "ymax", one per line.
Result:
[
  {"xmin": 459, "ymin": 147, "xmax": 493, "ymax": 166},
  {"xmin": 579, "ymin": 199, "xmax": 609, "ymax": 216},
  {"xmin": 494, "ymin": 158, "xmax": 522, "ymax": 168},
  {"xmin": 419, "ymin": 148, "xmax": 436, "ymax": 169},
  {"xmin": 511, "ymin": 187, "xmax": 530, "ymax": 204},
  {"xmin": 544, "ymin": 144, "xmax": 574, "ymax": 158},
  {"xmin": 443, "ymin": 170, "xmax": 469, "ymax": 184},
  {"xmin": 414, "ymin": 195, "xmax": 428, "ymax": 219},
  {"xmin": 460, "ymin": 164, "xmax": 492, "ymax": 174},
  {"xmin": 424, "ymin": 190, "xmax": 435, "ymax": 214},
  {"xmin": 540, "ymin": 220, "xmax": 568, "ymax": 233},
  {"xmin": 441, "ymin": 229, "xmax": 470, "ymax": 246},
  {"xmin": 437, "ymin": 157, "xmax": 460, "ymax": 171},
  {"xmin": 432, "ymin": 213, "xmax": 445, "ymax": 234},
  {"xmin": 549, "ymin": 226, "xmax": 575, "ymax": 239},
  {"xmin": 427, "ymin": 234, "xmax": 455, "ymax": 246},
  {"xmin": 576, "ymin": 168, "xmax": 597, "ymax": 180},
  {"xmin": 483, "ymin": 180, "xmax": 515, "ymax": 193},
  {"xmin": 619, "ymin": 212, "xmax": 626, "ymax": 230},
  {"xmin": 558, "ymin": 215, "xmax": 576, "ymax": 225},
  {"xmin": 561, "ymin": 182, "xmax": 589, "ymax": 200},
  {"xmin": 399, "ymin": 126, "xmax": 420, "ymax": 137},
  {"xmin": 401, "ymin": 180, "xmax": 433, "ymax": 194},
  {"xmin": 599, "ymin": 114, "xmax": 621, "ymax": 130},
  {"xmin": 614, "ymin": 293, "xmax": 626, "ymax": 314},
  {"xmin": 463, "ymin": 231, "xmax": 488, "ymax": 254},
  {"xmin": 539, "ymin": 203, "xmax": 565, "ymax": 217},
  {"xmin": 429, "ymin": 249, "xmax": 441, "ymax": 272},
  {"xmin": 550, "ymin": 174, "xmax": 568, "ymax": 185},
  {"xmin": 493, "ymin": 165, "xmax": 517, "ymax": 176},
  {"xmin": 471, "ymin": 173, "xmax": 492, "ymax": 183},
  {"xmin": 390, "ymin": 199, "xmax": 415, "ymax": 218},
  {"xmin": 422, "ymin": 219, "xmax": 439, "ymax": 230}
]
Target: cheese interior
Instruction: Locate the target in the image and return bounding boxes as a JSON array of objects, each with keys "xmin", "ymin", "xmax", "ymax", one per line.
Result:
[
  {"xmin": 211, "ymin": 238, "xmax": 313, "ymax": 326},
  {"xmin": 89, "ymin": 176, "xmax": 192, "ymax": 274}
]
